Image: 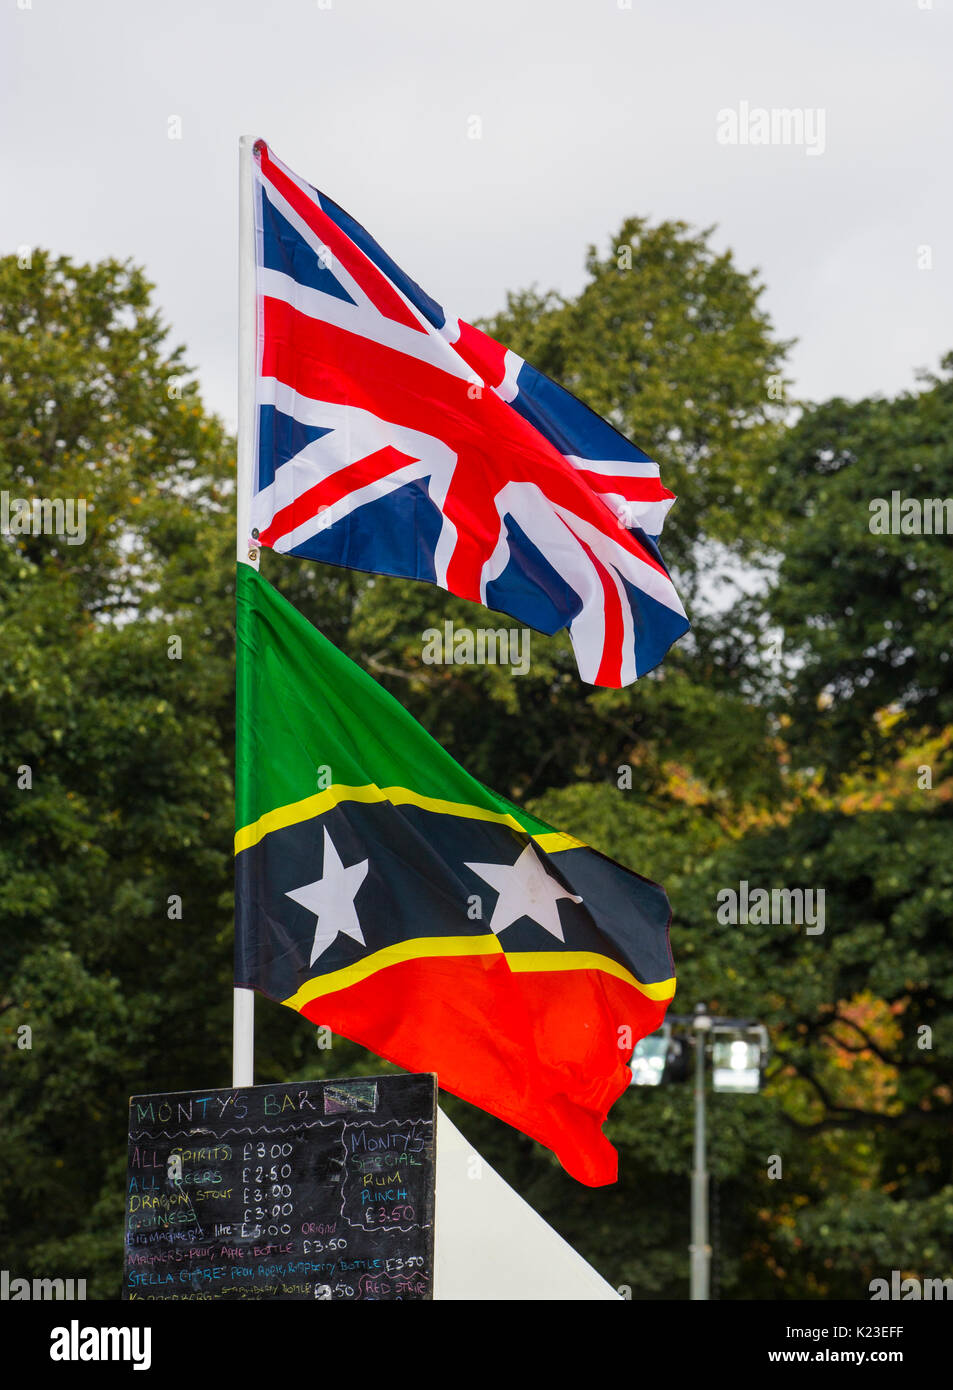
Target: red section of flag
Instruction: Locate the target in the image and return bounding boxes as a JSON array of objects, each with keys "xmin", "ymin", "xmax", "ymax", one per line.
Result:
[
  {"xmin": 572, "ymin": 529, "xmax": 626, "ymax": 688},
  {"xmin": 580, "ymin": 469, "xmax": 675, "ymax": 504},
  {"xmin": 453, "ymin": 319, "xmax": 508, "ymax": 389},
  {"xmin": 296, "ymin": 953, "xmax": 669, "ymax": 1186}
]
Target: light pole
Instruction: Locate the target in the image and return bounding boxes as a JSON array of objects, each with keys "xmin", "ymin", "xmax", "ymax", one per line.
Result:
[
  {"xmin": 690, "ymin": 1003, "xmax": 712, "ymax": 1301},
  {"xmin": 629, "ymin": 1005, "xmax": 770, "ymax": 1301}
]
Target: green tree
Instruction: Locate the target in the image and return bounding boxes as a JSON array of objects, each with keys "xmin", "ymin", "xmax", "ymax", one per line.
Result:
[
  {"xmin": 0, "ymin": 252, "xmax": 237, "ymax": 1293},
  {"xmin": 7, "ymin": 242, "xmax": 946, "ymax": 1305},
  {"xmin": 766, "ymin": 356, "xmax": 953, "ymax": 779},
  {"xmin": 0, "ymin": 252, "xmax": 397, "ymax": 1295}
]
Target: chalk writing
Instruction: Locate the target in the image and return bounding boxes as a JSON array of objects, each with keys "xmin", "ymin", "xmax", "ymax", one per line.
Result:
[{"xmin": 122, "ymin": 1076, "xmax": 435, "ymax": 1300}]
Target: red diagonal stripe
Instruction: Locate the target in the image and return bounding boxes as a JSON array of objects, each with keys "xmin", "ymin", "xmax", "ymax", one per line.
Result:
[
  {"xmin": 572, "ymin": 529, "xmax": 625, "ymax": 687},
  {"xmin": 580, "ymin": 472, "xmax": 674, "ymax": 502},
  {"xmin": 258, "ymin": 445, "xmax": 420, "ymax": 550},
  {"xmin": 258, "ymin": 143, "xmax": 427, "ymax": 335}
]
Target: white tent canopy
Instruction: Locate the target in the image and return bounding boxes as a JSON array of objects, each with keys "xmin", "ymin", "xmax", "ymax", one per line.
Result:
[{"xmin": 433, "ymin": 1107, "xmax": 621, "ymax": 1300}]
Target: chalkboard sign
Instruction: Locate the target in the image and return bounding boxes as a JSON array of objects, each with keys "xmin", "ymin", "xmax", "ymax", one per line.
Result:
[{"xmin": 123, "ymin": 1074, "xmax": 436, "ymax": 1300}]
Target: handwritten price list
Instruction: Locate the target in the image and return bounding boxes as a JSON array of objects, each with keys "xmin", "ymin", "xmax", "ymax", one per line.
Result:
[{"xmin": 123, "ymin": 1074, "xmax": 436, "ymax": 1300}]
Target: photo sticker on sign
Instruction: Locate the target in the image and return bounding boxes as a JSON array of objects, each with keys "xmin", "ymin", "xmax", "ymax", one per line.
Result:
[{"xmin": 323, "ymin": 1081, "xmax": 379, "ymax": 1114}]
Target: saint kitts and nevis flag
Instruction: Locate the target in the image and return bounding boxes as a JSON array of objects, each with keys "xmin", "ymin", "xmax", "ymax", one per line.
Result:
[
  {"xmin": 235, "ymin": 140, "xmax": 686, "ymax": 1183},
  {"xmin": 235, "ymin": 565, "xmax": 676, "ymax": 1186}
]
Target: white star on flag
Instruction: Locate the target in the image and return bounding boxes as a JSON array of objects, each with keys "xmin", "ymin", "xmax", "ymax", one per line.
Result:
[
  {"xmin": 286, "ymin": 827, "xmax": 369, "ymax": 965},
  {"xmin": 465, "ymin": 842, "xmax": 583, "ymax": 942}
]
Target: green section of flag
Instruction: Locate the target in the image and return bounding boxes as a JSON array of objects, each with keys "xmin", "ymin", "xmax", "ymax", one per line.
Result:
[{"xmin": 235, "ymin": 563, "xmax": 553, "ymax": 840}]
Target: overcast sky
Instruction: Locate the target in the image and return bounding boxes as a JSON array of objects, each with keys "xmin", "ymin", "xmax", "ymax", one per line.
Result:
[{"xmin": 3, "ymin": 0, "xmax": 950, "ymax": 432}]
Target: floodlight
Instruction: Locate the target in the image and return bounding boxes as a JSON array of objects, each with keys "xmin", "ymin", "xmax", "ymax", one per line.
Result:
[
  {"xmin": 629, "ymin": 1022, "xmax": 672, "ymax": 1086},
  {"xmin": 710, "ymin": 1023, "xmax": 769, "ymax": 1093}
]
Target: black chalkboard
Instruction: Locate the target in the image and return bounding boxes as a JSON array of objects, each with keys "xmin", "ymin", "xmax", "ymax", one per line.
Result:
[{"xmin": 123, "ymin": 1074, "xmax": 436, "ymax": 1300}]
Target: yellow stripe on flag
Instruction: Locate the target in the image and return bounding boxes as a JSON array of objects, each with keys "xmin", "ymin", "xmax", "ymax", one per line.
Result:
[
  {"xmin": 280, "ymin": 934, "xmax": 675, "ymax": 1010},
  {"xmin": 506, "ymin": 951, "xmax": 676, "ymax": 1000},
  {"xmin": 235, "ymin": 784, "xmax": 584, "ymax": 856},
  {"xmin": 281, "ymin": 935, "xmax": 504, "ymax": 1009}
]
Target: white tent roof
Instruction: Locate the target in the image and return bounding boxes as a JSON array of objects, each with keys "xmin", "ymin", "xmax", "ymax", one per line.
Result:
[{"xmin": 433, "ymin": 1107, "xmax": 621, "ymax": 1300}]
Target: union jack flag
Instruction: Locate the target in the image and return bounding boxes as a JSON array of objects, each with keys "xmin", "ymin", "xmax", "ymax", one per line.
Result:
[{"xmin": 247, "ymin": 140, "xmax": 689, "ymax": 686}]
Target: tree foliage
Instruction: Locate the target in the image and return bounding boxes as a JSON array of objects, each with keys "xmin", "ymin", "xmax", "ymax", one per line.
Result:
[{"xmin": 1, "ymin": 236, "xmax": 949, "ymax": 1300}]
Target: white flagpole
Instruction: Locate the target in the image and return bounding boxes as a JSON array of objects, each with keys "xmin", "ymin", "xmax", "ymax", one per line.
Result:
[{"xmin": 233, "ymin": 133, "xmax": 260, "ymax": 1088}]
